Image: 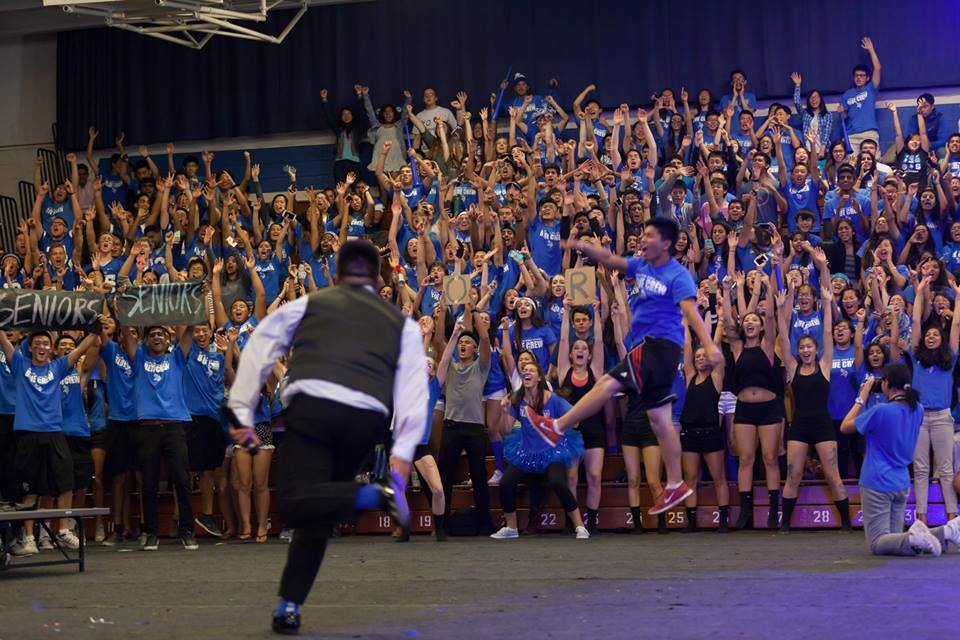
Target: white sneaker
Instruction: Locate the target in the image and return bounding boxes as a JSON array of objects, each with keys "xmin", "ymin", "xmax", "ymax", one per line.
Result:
[
  {"xmin": 12, "ymin": 535, "xmax": 38, "ymax": 556},
  {"xmin": 94, "ymin": 522, "xmax": 106, "ymax": 543},
  {"xmin": 575, "ymin": 525, "xmax": 590, "ymax": 540},
  {"xmin": 57, "ymin": 529, "xmax": 81, "ymax": 550},
  {"xmin": 942, "ymin": 516, "xmax": 960, "ymax": 548},
  {"xmin": 37, "ymin": 527, "xmax": 54, "ymax": 550},
  {"xmin": 907, "ymin": 520, "xmax": 942, "ymax": 557},
  {"xmin": 489, "ymin": 526, "xmax": 519, "ymax": 540},
  {"xmin": 487, "ymin": 470, "xmax": 503, "ymax": 486}
]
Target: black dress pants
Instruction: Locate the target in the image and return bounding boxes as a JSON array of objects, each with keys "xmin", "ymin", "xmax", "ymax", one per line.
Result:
[
  {"xmin": 138, "ymin": 422, "xmax": 193, "ymax": 535},
  {"xmin": 277, "ymin": 395, "xmax": 389, "ymax": 604},
  {"xmin": 438, "ymin": 420, "xmax": 492, "ymax": 531}
]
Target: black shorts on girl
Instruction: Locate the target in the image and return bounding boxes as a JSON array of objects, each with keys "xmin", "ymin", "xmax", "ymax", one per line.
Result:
[
  {"xmin": 413, "ymin": 444, "xmax": 432, "ymax": 461},
  {"xmin": 680, "ymin": 422, "xmax": 725, "ymax": 454},
  {"xmin": 788, "ymin": 418, "xmax": 836, "ymax": 445},
  {"xmin": 609, "ymin": 337, "xmax": 682, "ymax": 410},
  {"xmin": 620, "ymin": 395, "xmax": 659, "ymax": 448},
  {"xmin": 733, "ymin": 398, "xmax": 784, "ymax": 425},
  {"xmin": 577, "ymin": 419, "xmax": 607, "ymax": 450},
  {"xmin": 186, "ymin": 415, "xmax": 227, "ymax": 471}
]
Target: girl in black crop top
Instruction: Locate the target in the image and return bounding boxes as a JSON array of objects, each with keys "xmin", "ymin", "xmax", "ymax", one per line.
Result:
[
  {"xmin": 721, "ymin": 262, "xmax": 784, "ymax": 531},
  {"xmin": 679, "ymin": 316, "xmax": 730, "ymax": 532},
  {"xmin": 777, "ymin": 286, "xmax": 851, "ymax": 533}
]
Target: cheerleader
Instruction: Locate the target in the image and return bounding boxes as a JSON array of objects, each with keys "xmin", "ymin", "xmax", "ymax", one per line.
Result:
[
  {"xmin": 490, "ymin": 360, "xmax": 588, "ymax": 539},
  {"xmin": 679, "ymin": 314, "xmax": 730, "ymax": 533},
  {"xmin": 777, "ymin": 287, "xmax": 851, "ymax": 533},
  {"xmin": 557, "ymin": 298, "xmax": 606, "ymax": 534}
]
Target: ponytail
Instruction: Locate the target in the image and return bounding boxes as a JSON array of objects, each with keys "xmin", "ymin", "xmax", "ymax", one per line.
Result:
[
  {"xmin": 901, "ymin": 386, "xmax": 920, "ymax": 411},
  {"xmin": 883, "ymin": 363, "xmax": 920, "ymax": 410}
]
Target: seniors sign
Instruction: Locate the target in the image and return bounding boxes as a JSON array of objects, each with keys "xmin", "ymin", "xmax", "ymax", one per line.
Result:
[{"xmin": 0, "ymin": 289, "xmax": 103, "ymax": 330}]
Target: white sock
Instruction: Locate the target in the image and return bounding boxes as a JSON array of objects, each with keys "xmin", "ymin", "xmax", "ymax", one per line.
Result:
[{"xmin": 665, "ymin": 481, "xmax": 682, "ymax": 490}]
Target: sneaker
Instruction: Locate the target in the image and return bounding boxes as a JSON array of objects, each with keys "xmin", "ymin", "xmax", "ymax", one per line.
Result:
[
  {"xmin": 907, "ymin": 520, "xmax": 942, "ymax": 557},
  {"xmin": 575, "ymin": 525, "xmax": 590, "ymax": 539},
  {"xmin": 272, "ymin": 601, "xmax": 301, "ymax": 635},
  {"xmin": 487, "ymin": 469, "xmax": 503, "ymax": 486},
  {"xmin": 180, "ymin": 532, "xmax": 199, "ymax": 550},
  {"xmin": 137, "ymin": 532, "xmax": 148, "ymax": 548},
  {"xmin": 379, "ymin": 470, "xmax": 410, "ymax": 532},
  {"xmin": 194, "ymin": 513, "xmax": 223, "ymax": 538},
  {"xmin": 94, "ymin": 522, "xmax": 106, "ymax": 543},
  {"xmin": 489, "ymin": 526, "xmax": 519, "ymax": 540},
  {"xmin": 102, "ymin": 531, "xmax": 125, "ymax": 547},
  {"xmin": 279, "ymin": 528, "xmax": 293, "ymax": 543},
  {"xmin": 943, "ymin": 516, "xmax": 960, "ymax": 548},
  {"xmin": 56, "ymin": 529, "xmax": 81, "ymax": 550},
  {"xmin": 38, "ymin": 531, "xmax": 55, "ymax": 551},
  {"xmin": 648, "ymin": 482, "xmax": 694, "ymax": 516},
  {"xmin": 12, "ymin": 535, "xmax": 38, "ymax": 556},
  {"xmin": 524, "ymin": 407, "xmax": 562, "ymax": 446},
  {"xmin": 142, "ymin": 534, "xmax": 159, "ymax": 551}
]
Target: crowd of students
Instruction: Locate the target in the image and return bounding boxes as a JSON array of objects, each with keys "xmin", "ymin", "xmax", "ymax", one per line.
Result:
[{"xmin": 3, "ymin": 34, "xmax": 960, "ymax": 556}]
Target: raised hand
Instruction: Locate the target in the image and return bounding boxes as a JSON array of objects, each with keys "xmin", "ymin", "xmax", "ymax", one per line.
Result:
[
  {"xmin": 88, "ymin": 126, "xmax": 98, "ymax": 141},
  {"xmin": 790, "ymin": 72, "xmax": 802, "ymax": 86},
  {"xmin": 320, "ymin": 88, "xmax": 328, "ymax": 101},
  {"xmin": 860, "ymin": 36, "xmax": 874, "ymax": 51}
]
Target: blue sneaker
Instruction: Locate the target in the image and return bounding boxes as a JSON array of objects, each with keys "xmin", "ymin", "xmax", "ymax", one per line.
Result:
[
  {"xmin": 272, "ymin": 600, "xmax": 300, "ymax": 635},
  {"xmin": 380, "ymin": 470, "xmax": 410, "ymax": 533}
]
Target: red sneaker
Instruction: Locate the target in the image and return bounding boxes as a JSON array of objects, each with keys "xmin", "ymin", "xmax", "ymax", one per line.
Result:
[
  {"xmin": 525, "ymin": 407, "xmax": 562, "ymax": 447},
  {"xmin": 648, "ymin": 482, "xmax": 694, "ymax": 515}
]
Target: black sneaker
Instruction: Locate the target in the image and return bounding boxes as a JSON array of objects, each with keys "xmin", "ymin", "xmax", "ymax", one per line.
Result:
[
  {"xmin": 195, "ymin": 513, "xmax": 223, "ymax": 538},
  {"xmin": 272, "ymin": 610, "xmax": 301, "ymax": 635},
  {"xmin": 180, "ymin": 532, "xmax": 199, "ymax": 550},
  {"xmin": 142, "ymin": 534, "xmax": 159, "ymax": 551}
]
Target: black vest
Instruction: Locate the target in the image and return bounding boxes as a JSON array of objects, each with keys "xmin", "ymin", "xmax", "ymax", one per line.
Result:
[{"xmin": 286, "ymin": 286, "xmax": 405, "ymax": 410}]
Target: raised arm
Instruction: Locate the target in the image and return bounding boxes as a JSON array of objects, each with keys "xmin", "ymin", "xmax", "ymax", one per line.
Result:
[{"xmin": 862, "ymin": 37, "xmax": 881, "ymax": 88}]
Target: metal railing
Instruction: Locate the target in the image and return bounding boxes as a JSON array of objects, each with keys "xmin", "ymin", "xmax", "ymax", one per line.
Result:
[{"xmin": 0, "ymin": 195, "xmax": 19, "ymax": 255}]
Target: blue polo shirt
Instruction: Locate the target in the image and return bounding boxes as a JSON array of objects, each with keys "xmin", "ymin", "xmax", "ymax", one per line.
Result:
[{"xmin": 855, "ymin": 401, "xmax": 923, "ymax": 493}]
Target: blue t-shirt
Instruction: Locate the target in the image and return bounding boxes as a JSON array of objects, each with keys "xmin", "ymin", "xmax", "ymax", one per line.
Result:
[
  {"xmin": 855, "ymin": 401, "xmax": 923, "ymax": 493},
  {"xmin": 100, "ymin": 173, "xmax": 128, "ymax": 209},
  {"xmin": 939, "ymin": 242, "xmax": 960, "ymax": 273},
  {"xmin": 528, "ymin": 217, "xmax": 562, "ymax": 277},
  {"xmin": 780, "ymin": 178, "xmax": 820, "ymax": 233},
  {"xmin": 133, "ymin": 345, "xmax": 190, "ymax": 422},
  {"xmin": 422, "ymin": 376, "xmax": 442, "ymax": 445},
  {"xmin": 544, "ymin": 297, "xmax": 564, "ymax": 341},
  {"xmin": 828, "ymin": 345, "xmax": 859, "ymax": 420},
  {"xmin": 719, "ymin": 92, "xmax": 758, "ymax": 119},
  {"xmin": 224, "ymin": 317, "xmax": 258, "ymax": 351},
  {"xmin": 40, "ymin": 195, "xmax": 76, "ymax": 231},
  {"xmin": 182, "ymin": 342, "xmax": 225, "ymax": 420},
  {"xmin": 625, "ymin": 257, "xmax": 697, "ymax": 348},
  {"xmin": 418, "ymin": 284, "xmax": 443, "ymax": 317},
  {"xmin": 101, "ymin": 340, "xmax": 137, "ymax": 421},
  {"xmin": 59, "ymin": 366, "xmax": 89, "ymax": 437},
  {"xmin": 908, "ymin": 350, "xmax": 957, "ymax": 410},
  {"xmin": 0, "ymin": 349, "xmax": 15, "ymax": 415},
  {"xmin": 84, "ymin": 258, "xmax": 125, "ymax": 288},
  {"xmin": 824, "ymin": 190, "xmax": 871, "ymax": 242},
  {"xmin": 789, "ymin": 309, "xmax": 824, "ymax": 355},
  {"xmin": 511, "ymin": 324, "xmax": 557, "ymax": 372},
  {"xmin": 841, "ymin": 83, "xmax": 878, "ymax": 134},
  {"xmin": 11, "ymin": 352, "xmax": 69, "ymax": 433},
  {"xmin": 253, "ymin": 256, "xmax": 283, "ymax": 304},
  {"xmin": 506, "ymin": 393, "xmax": 582, "ymax": 473}
]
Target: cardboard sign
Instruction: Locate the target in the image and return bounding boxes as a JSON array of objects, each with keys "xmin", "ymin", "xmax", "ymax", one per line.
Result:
[
  {"xmin": 443, "ymin": 273, "xmax": 470, "ymax": 305},
  {"xmin": 0, "ymin": 289, "xmax": 103, "ymax": 331},
  {"xmin": 114, "ymin": 282, "xmax": 207, "ymax": 326},
  {"xmin": 565, "ymin": 266, "xmax": 596, "ymax": 305}
]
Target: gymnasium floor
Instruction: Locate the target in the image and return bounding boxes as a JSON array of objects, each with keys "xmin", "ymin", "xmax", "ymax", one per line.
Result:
[{"xmin": 2, "ymin": 531, "xmax": 957, "ymax": 639}]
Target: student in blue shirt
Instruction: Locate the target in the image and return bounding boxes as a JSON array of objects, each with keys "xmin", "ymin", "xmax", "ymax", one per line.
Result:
[
  {"xmin": 890, "ymin": 275, "xmax": 960, "ymax": 524},
  {"xmin": 213, "ymin": 256, "xmax": 267, "ymax": 352},
  {"xmin": 840, "ymin": 36, "xmax": 882, "ymax": 151},
  {"xmin": 181, "ymin": 323, "xmax": 228, "ymax": 538},
  {"xmin": 824, "ymin": 165, "xmax": 872, "ymax": 241},
  {"xmin": 718, "ymin": 70, "xmax": 757, "ymax": 119},
  {"xmin": 525, "ymin": 219, "xmax": 720, "ymax": 517},
  {"xmin": 511, "ymin": 297, "xmax": 557, "ymax": 373},
  {"xmin": 0, "ymin": 328, "xmax": 99, "ymax": 554},
  {"xmin": 31, "ymin": 160, "xmax": 81, "ymax": 231},
  {"xmin": 525, "ymin": 198, "xmax": 563, "ymax": 277},
  {"xmin": 777, "ymin": 131, "xmax": 822, "ymax": 233},
  {"xmin": 841, "ymin": 364, "xmax": 960, "ymax": 556},
  {"xmin": 118, "ymin": 323, "xmax": 198, "ymax": 551}
]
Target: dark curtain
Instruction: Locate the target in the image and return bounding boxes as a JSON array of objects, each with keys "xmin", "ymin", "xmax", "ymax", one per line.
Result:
[{"xmin": 57, "ymin": 0, "xmax": 960, "ymax": 150}]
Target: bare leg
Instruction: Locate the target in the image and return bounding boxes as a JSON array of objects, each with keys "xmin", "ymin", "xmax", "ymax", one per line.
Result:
[
  {"xmin": 682, "ymin": 453, "xmax": 701, "ymax": 508},
  {"xmin": 647, "ymin": 403, "xmax": 681, "ymax": 486},
  {"xmin": 253, "ymin": 451, "xmax": 272, "ymax": 540},
  {"xmin": 782, "ymin": 441, "xmax": 809, "ymax": 500},
  {"xmin": 734, "ymin": 423, "xmax": 758, "ymax": 492},
  {"xmin": 814, "ymin": 441, "xmax": 848, "ymax": 501},
  {"xmin": 199, "ymin": 470, "xmax": 216, "ymax": 515},
  {"xmin": 414, "ymin": 455, "xmax": 445, "ymax": 515},
  {"xmin": 641, "ymin": 445, "xmax": 664, "ymax": 501},
  {"xmin": 91, "ymin": 447, "xmax": 106, "ymax": 532},
  {"xmin": 215, "ymin": 457, "xmax": 236, "ymax": 537},
  {"xmin": 623, "ymin": 445, "xmax": 642, "ymax": 507},
  {"xmin": 232, "ymin": 451, "xmax": 252, "ymax": 538},
  {"xmin": 757, "ymin": 423, "xmax": 782, "ymax": 491},
  {"xmin": 583, "ymin": 449, "xmax": 604, "ymax": 510},
  {"xmin": 703, "ymin": 451, "xmax": 729, "ymax": 506},
  {"xmin": 556, "ymin": 375, "xmax": 625, "ymax": 431},
  {"xmin": 56, "ymin": 491, "xmax": 73, "ymax": 533}
]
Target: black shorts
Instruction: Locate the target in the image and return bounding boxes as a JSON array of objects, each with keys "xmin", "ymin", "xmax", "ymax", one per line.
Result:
[
  {"xmin": 413, "ymin": 444, "xmax": 433, "ymax": 461},
  {"xmin": 680, "ymin": 422, "xmax": 725, "ymax": 454},
  {"xmin": 733, "ymin": 398, "xmax": 784, "ymax": 426},
  {"xmin": 105, "ymin": 420, "xmax": 140, "ymax": 477},
  {"xmin": 620, "ymin": 396, "xmax": 658, "ymax": 448},
  {"xmin": 15, "ymin": 431, "xmax": 74, "ymax": 496},
  {"xmin": 788, "ymin": 418, "xmax": 836, "ymax": 445},
  {"xmin": 578, "ymin": 419, "xmax": 607, "ymax": 450},
  {"xmin": 65, "ymin": 435, "xmax": 94, "ymax": 492},
  {"xmin": 89, "ymin": 429, "xmax": 106, "ymax": 450},
  {"xmin": 186, "ymin": 415, "xmax": 227, "ymax": 471},
  {"xmin": 609, "ymin": 338, "xmax": 682, "ymax": 410}
]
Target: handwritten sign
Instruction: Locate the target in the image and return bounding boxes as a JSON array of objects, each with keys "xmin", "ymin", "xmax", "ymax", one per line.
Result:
[
  {"xmin": 443, "ymin": 272, "xmax": 470, "ymax": 305},
  {"xmin": 565, "ymin": 266, "xmax": 596, "ymax": 305},
  {"xmin": 114, "ymin": 282, "xmax": 207, "ymax": 326},
  {"xmin": 0, "ymin": 289, "xmax": 103, "ymax": 330}
]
